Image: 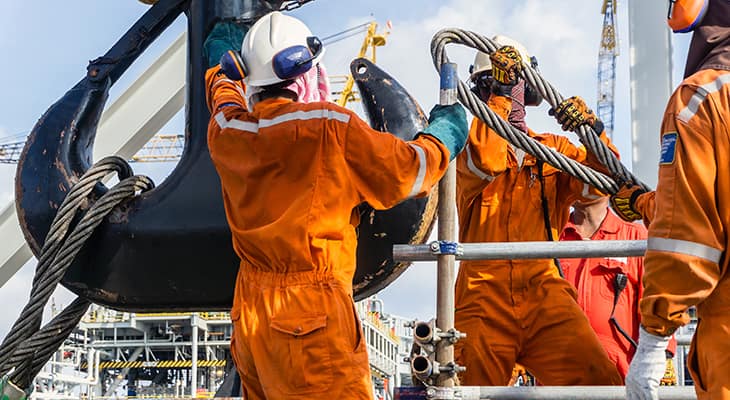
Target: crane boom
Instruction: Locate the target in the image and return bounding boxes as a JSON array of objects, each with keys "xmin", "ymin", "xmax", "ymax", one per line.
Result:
[{"xmin": 598, "ymin": 0, "xmax": 619, "ymax": 138}]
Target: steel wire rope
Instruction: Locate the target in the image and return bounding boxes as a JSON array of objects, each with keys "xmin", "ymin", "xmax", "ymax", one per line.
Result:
[
  {"xmin": 0, "ymin": 157, "xmax": 132, "ymax": 372},
  {"xmin": 0, "ymin": 156, "xmax": 153, "ymax": 388},
  {"xmin": 430, "ymin": 29, "xmax": 650, "ymax": 193}
]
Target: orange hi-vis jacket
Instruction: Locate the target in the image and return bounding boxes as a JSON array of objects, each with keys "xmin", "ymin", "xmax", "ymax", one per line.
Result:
[
  {"xmin": 205, "ymin": 66, "xmax": 451, "ymax": 399},
  {"xmin": 640, "ymin": 69, "xmax": 730, "ymax": 398},
  {"xmin": 453, "ymin": 94, "xmax": 623, "ymax": 385},
  {"xmin": 560, "ymin": 210, "xmax": 676, "ymax": 380}
]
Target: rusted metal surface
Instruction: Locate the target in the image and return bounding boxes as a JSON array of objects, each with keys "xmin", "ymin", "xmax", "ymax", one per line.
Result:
[
  {"xmin": 351, "ymin": 57, "xmax": 438, "ymax": 300},
  {"xmin": 14, "ymin": 6, "xmax": 430, "ymax": 311}
]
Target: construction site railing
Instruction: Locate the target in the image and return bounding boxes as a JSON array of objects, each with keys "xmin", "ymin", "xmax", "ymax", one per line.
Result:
[
  {"xmin": 420, "ymin": 386, "xmax": 697, "ymax": 400},
  {"xmin": 394, "ymin": 239, "xmax": 646, "ymax": 261}
]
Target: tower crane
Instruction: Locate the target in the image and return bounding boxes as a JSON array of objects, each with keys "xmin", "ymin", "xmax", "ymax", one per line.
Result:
[
  {"xmin": 0, "ymin": 21, "xmax": 389, "ymax": 165},
  {"xmin": 597, "ymin": 0, "xmax": 619, "ymax": 138},
  {"xmin": 324, "ymin": 21, "xmax": 390, "ymax": 106},
  {"xmin": 0, "ymin": 134, "xmax": 184, "ymax": 164}
]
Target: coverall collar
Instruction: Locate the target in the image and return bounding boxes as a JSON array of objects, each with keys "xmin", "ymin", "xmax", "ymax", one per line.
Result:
[{"xmin": 684, "ymin": 0, "xmax": 730, "ymax": 77}]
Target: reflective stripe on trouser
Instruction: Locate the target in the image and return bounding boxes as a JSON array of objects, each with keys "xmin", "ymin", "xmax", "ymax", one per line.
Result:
[
  {"xmin": 229, "ymin": 267, "xmax": 373, "ymax": 400},
  {"xmin": 454, "ymin": 261, "xmax": 623, "ymax": 385}
]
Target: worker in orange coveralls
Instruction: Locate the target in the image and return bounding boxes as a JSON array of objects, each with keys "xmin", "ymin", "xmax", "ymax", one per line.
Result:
[
  {"xmin": 453, "ymin": 35, "xmax": 623, "ymax": 385},
  {"xmin": 559, "ymin": 196, "xmax": 677, "ymax": 383},
  {"xmin": 202, "ymin": 11, "xmax": 468, "ymax": 400},
  {"xmin": 607, "ymin": 1, "xmax": 730, "ymax": 398}
]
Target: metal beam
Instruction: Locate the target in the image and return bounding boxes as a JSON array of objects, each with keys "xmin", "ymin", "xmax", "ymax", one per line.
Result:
[
  {"xmin": 0, "ymin": 33, "xmax": 186, "ymax": 288},
  {"xmin": 394, "ymin": 240, "xmax": 646, "ymax": 262},
  {"xmin": 425, "ymin": 386, "xmax": 697, "ymax": 400}
]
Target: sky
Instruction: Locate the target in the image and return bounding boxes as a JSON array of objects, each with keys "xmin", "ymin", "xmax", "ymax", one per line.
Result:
[{"xmin": 0, "ymin": 0, "xmax": 692, "ymax": 338}]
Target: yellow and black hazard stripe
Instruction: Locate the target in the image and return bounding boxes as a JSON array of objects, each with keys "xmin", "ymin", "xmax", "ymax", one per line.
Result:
[{"xmin": 92, "ymin": 359, "xmax": 227, "ymax": 369}]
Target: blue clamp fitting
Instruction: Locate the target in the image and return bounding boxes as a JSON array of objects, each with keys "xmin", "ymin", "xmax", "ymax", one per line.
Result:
[{"xmin": 429, "ymin": 241, "xmax": 463, "ymax": 256}]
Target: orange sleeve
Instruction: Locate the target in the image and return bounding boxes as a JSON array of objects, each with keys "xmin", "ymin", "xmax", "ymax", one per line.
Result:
[
  {"xmin": 553, "ymin": 130, "xmax": 621, "ymax": 205},
  {"xmin": 456, "ymin": 95, "xmax": 513, "ymax": 205},
  {"xmin": 205, "ymin": 65, "xmax": 247, "ymax": 114},
  {"xmin": 344, "ymin": 111, "xmax": 450, "ymax": 210},
  {"xmin": 640, "ymin": 83, "xmax": 725, "ymax": 336},
  {"xmin": 634, "ymin": 191, "xmax": 657, "ymax": 227}
]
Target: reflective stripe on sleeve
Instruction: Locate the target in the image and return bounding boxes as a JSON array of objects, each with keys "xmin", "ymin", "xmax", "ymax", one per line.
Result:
[
  {"xmin": 214, "ymin": 109, "xmax": 351, "ymax": 134},
  {"xmin": 214, "ymin": 112, "xmax": 257, "ymax": 133},
  {"xmin": 465, "ymin": 145, "xmax": 495, "ymax": 181},
  {"xmin": 648, "ymin": 237, "xmax": 722, "ymax": 264},
  {"xmin": 407, "ymin": 143, "xmax": 427, "ymax": 198},
  {"xmin": 677, "ymin": 74, "xmax": 730, "ymax": 123},
  {"xmin": 259, "ymin": 109, "xmax": 350, "ymax": 128}
]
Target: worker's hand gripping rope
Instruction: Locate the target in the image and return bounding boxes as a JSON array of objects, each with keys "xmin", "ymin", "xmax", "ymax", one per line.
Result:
[
  {"xmin": 550, "ymin": 96, "xmax": 604, "ymax": 133},
  {"xmin": 490, "ymin": 46, "xmax": 523, "ymax": 86},
  {"xmin": 610, "ymin": 184, "xmax": 647, "ymax": 222}
]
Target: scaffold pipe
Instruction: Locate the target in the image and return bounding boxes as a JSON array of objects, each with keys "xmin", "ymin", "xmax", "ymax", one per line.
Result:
[
  {"xmin": 426, "ymin": 386, "xmax": 697, "ymax": 400},
  {"xmin": 393, "ymin": 240, "xmax": 646, "ymax": 262}
]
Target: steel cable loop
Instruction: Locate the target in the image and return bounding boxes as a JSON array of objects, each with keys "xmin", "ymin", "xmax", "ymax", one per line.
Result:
[
  {"xmin": 430, "ymin": 30, "xmax": 618, "ymax": 193},
  {"xmin": 7, "ymin": 174, "xmax": 153, "ymax": 389},
  {"xmin": 7, "ymin": 298, "xmax": 90, "ymax": 389},
  {"xmin": 0, "ymin": 157, "xmax": 150, "ymax": 378},
  {"xmin": 0, "ymin": 156, "xmax": 131, "ymax": 372},
  {"xmin": 432, "ymin": 29, "xmax": 629, "ymax": 189},
  {"xmin": 431, "ymin": 29, "xmax": 650, "ymax": 193}
]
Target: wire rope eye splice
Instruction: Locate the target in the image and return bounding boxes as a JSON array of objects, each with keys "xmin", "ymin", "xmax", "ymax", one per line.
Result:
[{"xmin": 429, "ymin": 28, "xmax": 649, "ymax": 194}]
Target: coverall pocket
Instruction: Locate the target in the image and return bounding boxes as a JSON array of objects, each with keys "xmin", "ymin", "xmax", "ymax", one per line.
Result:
[
  {"xmin": 594, "ymin": 260, "xmax": 630, "ymax": 301},
  {"xmin": 687, "ymin": 325, "xmax": 707, "ymax": 392},
  {"xmin": 270, "ymin": 313, "xmax": 332, "ymax": 394}
]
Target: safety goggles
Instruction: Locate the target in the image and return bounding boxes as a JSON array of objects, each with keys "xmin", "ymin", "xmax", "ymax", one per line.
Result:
[{"xmin": 272, "ymin": 36, "xmax": 323, "ymax": 81}]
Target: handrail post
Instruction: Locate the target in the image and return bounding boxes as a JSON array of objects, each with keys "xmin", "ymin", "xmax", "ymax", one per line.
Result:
[{"xmin": 435, "ymin": 62, "xmax": 459, "ymax": 388}]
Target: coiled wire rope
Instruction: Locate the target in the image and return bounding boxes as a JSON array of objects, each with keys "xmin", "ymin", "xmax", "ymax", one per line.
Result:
[
  {"xmin": 0, "ymin": 156, "xmax": 154, "ymax": 396},
  {"xmin": 430, "ymin": 28, "xmax": 651, "ymax": 194}
]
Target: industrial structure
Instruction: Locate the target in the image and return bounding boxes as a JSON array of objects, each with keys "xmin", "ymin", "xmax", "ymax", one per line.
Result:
[
  {"xmin": 0, "ymin": 1, "xmax": 694, "ymax": 400},
  {"xmin": 597, "ymin": 0, "xmax": 619, "ymax": 138},
  {"xmin": 33, "ymin": 297, "xmax": 404, "ymax": 399}
]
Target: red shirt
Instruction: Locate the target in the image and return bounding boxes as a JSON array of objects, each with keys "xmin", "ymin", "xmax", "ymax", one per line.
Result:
[{"xmin": 560, "ymin": 208, "xmax": 675, "ymax": 379}]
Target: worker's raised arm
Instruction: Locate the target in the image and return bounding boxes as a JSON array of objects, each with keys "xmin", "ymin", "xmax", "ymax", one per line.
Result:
[
  {"xmin": 456, "ymin": 45, "xmax": 524, "ymax": 205},
  {"xmin": 203, "ymin": 22, "xmax": 248, "ymax": 114},
  {"xmin": 344, "ymin": 104, "xmax": 467, "ymax": 210},
  {"xmin": 455, "ymin": 96, "xmax": 513, "ymax": 204}
]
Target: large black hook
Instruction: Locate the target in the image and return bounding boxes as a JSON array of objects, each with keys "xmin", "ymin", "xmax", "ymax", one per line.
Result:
[
  {"xmin": 15, "ymin": 1, "xmax": 434, "ymax": 311},
  {"xmin": 351, "ymin": 57, "xmax": 437, "ymax": 299}
]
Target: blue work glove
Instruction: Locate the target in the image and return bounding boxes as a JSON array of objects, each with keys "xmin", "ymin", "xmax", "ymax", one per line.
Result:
[
  {"xmin": 626, "ymin": 327, "xmax": 672, "ymax": 400},
  {"xmin": 203, "ymin": 22, "xmax": 247, "ymax": 69},
  {"xmin": 420, "ymin": 104, "xmax": 468, "ymax": 161}
]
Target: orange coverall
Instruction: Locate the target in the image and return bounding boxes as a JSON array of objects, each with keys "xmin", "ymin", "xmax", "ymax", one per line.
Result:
[
  {"xmin": 560, "ymin": 210, "xmax": 676, "ymax": 380},
  {"xmin": 205, "ymin": 66, "xmax": 451, "ymax": 399},
  {"xmin": 638, "ymin": 69, "xmax": 730, "ymax": 399},
  {"xmin": 454, "ymin": 94, "xmax": 623, "ymax": 385}
]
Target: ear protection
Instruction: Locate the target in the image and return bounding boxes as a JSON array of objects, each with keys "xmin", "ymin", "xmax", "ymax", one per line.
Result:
[
  {"xmin": 220, "ymin": 36, "xmax": 323, "ymax": 83},
  {"xmin": 668, "ymin": 0, "xmax": 709, "ymax": 33},
  {"xmin": 220, "ymin": 50, "xmax": 246, "ymax": 81}
]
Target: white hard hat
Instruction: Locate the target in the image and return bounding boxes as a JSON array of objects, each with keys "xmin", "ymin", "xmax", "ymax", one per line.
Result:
[
  {"xmin": 469, "ymin": 35, "xmax": 531, "ymax": 82},
  {"xmin": 241, "ymin": 11, "xmax": 325, "ymax": 87}
]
